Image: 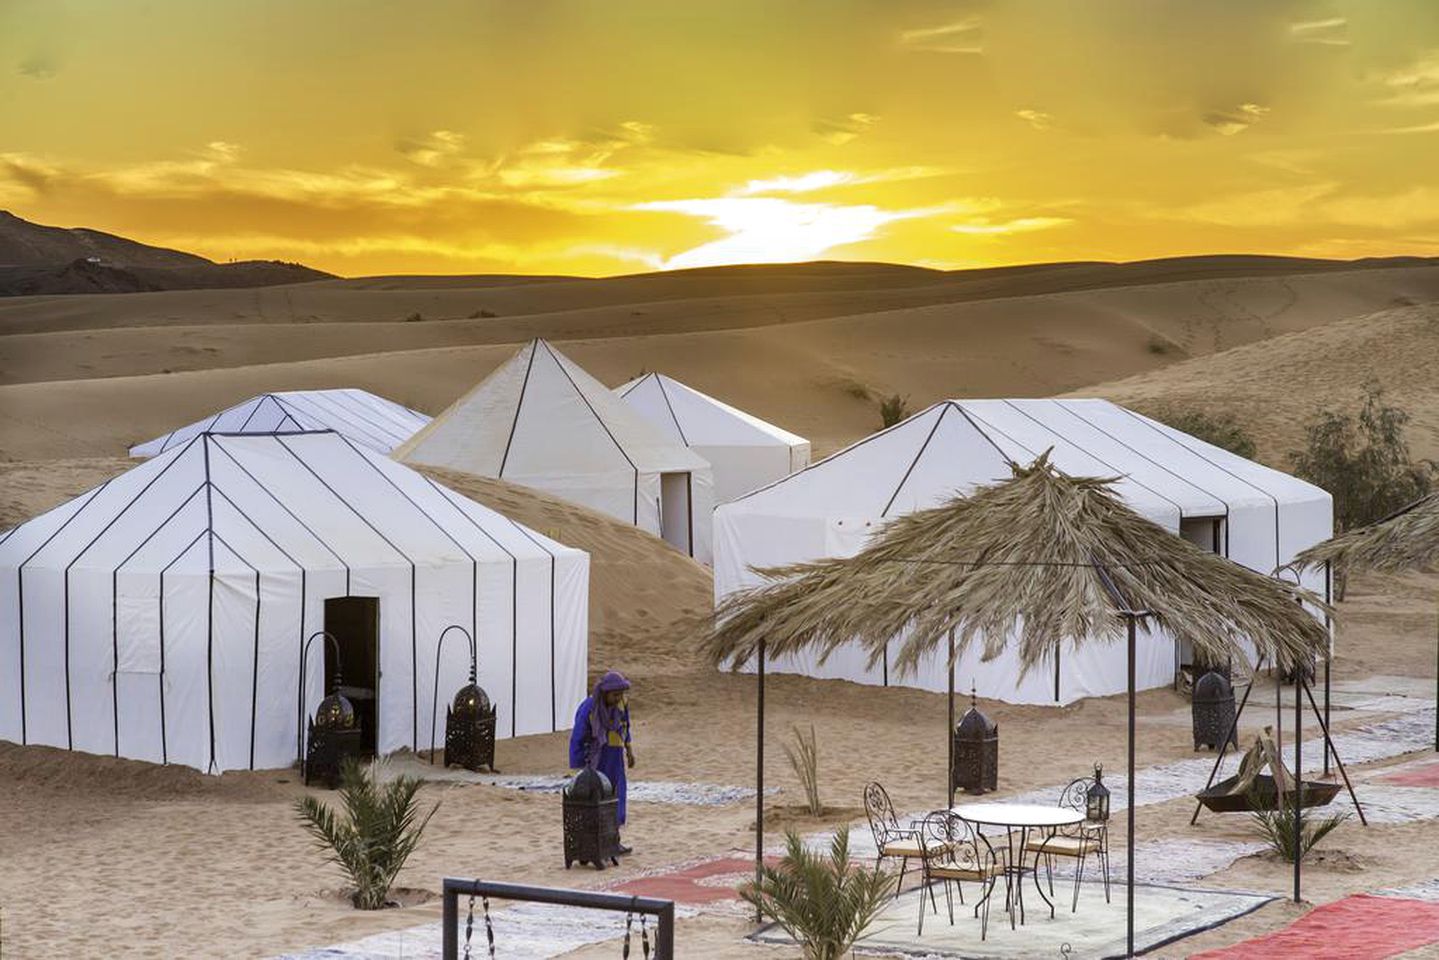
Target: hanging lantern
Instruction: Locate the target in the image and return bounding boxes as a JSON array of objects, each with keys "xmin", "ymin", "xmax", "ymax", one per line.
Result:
[
  {"xmin": 305, "ymin": 671, "xmax": 362, "ymax": 789},
  {"xmin": 1086, "ymin": 762, "xmax": 1111, "ymax": 823},
  {"xmin": 952, "ymin": 685, "xmax": 999, "ymax": 795},
  {"xmin": 445, "ymin": 668, "xmax": 497, "ymax": 773}
]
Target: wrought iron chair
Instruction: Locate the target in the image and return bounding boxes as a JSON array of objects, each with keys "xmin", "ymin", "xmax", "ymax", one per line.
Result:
[
  {"xmin": 916, "ymin": 810, "xmax": 999, "ymax": 939},
  {"xmin": 863, "ymin": 781, "xmax": 946, "ymax": 898},
  {"xmin": 1024, "ymin": 775, "xmax": 1111, "ymax": 911}
]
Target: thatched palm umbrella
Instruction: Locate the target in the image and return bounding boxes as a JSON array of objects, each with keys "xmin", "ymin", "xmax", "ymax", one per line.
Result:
[
  {"xmin": 1297, "ymin": 492, "xmax": 1439, "ymax": 751},
  {"xmin": 708, "ymin": 454, "xmax": 1331, "ymax": 957}
]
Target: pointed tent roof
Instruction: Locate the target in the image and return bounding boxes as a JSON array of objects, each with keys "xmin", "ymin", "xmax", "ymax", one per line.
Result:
[
  {"xmin": 394, "ymin": 339, "xmax": 708, "ymax": 479},
  {"xmin": 129, "ymin": 389, "xmax": 430, "ymax": 458},
  {"xmin": 615, "ymin": 373, "xmax": 809, "ymax": 451}
]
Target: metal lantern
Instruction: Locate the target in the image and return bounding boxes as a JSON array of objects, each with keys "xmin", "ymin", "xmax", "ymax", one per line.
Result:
[
  {"xmin": 1086, "ymin": 762, "xmax": 1111, "ymax": 822},
  {"xmin": 562, "ymin": 766, "xmax": 623, "ymax": 870},
  {"xmin": 1192, "ymin": 669, "xmax": 1239, "ymax": 752},
  {"xmin": 952, "ymin": 685, "xmax": 999, "ymax": 795},
  {"xmin": 304, "ymin": 671, "xmax": 362, "ymax": 788},
  {"xmin": 444, "ymin": 669, "xmax": 497, "ymax": 773}
]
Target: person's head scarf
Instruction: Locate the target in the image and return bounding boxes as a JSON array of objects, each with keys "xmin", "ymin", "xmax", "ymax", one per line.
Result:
[{"xmin": 588, "ymin": 670, "xmax": 630, "ymax": 748}]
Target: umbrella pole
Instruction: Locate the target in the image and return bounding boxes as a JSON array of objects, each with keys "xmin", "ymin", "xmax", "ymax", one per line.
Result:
[
  {"xmin": 755, "ymin": 638, "xmax": 765, "ymax": 923},
  {"xmin": 947, "ymin": 628, "xmax": 955, "ymax": 807},
  {"xmin": 1294, "ymin": 663, "xmax": 1302, "ymax": 903},
  {"xmin": 1126, "ymin": 612, "xmax": 1136, "ymax": 959},
  {"xmin": 1324, "ymin": 561, "xmax": 1333, "ymax": 775}
]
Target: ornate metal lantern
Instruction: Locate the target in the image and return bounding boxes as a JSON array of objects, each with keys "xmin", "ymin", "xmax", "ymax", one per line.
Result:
[
  {"xmin": 305, "ymin": 670, "xmax": 362, "ymax": 788},
  {"xmin": 562, "ymin": 766, "xmax": 622, "ymax": 870},
  {"xmin": 1086, "ymin": 762, "xmax": 1111, "ymax": 822},
  {"xmin": 952, "ymin": 685, "xmax": 999, "ymax": 795},
  {"xmin": 1192, "ymin": 668, "xmax": 1239, "ymax": 752},
  {"xmin": 444, "ymin": 668, "xmax": 497, "ymax": 773}
]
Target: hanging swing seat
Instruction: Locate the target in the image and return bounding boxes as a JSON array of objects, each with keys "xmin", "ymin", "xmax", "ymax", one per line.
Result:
[{"xmin": 1195, "ymin": 728, "xmax": 1340, "ymax": 814}]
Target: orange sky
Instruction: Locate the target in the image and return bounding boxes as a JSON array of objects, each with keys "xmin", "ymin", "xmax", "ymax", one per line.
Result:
[{"xmin": 3, "ymin": 1, "xmax": 1439, "ymax": 276}]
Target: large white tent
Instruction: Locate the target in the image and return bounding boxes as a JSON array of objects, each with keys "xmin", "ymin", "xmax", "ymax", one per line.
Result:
[
  {"xmin": 0, "ymin": 430, "xmax": 589, "ymax": 773},
  {"xmin": 616, "ymin": 373, "xmax": 810, "ymax": 504},
  {"xmin": 715, "ymin": 398, "xmax": 1332, "ymax": 705},
  {"xmin": 397, "ymin": 339, "xmax": 715, "ymax": 563},
  {"xmin": 130, "ymin": 389, "xmax": 430, "ymax": 457}
]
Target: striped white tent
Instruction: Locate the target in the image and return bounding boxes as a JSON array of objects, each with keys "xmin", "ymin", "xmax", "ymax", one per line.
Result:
[
  {"xmin": 616, "ymin": 373, "xmax": 810, "ymax": 504},
  {"xmin": 129, "ymin": 389, "xmax": 430, "ymax": 457},
  {"xmin": 0, "ymin": 430, "xmax": 589, "ymax": 773},
  {"xmin": 397, "ymin": 340, "xmax": 715, "ymax": 563}
]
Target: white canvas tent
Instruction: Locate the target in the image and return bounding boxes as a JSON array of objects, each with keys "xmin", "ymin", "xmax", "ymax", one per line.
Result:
[
  {"xmin": 397, "ymin": 339, "xmax": 715, "ymax": 563},
  {"xmin": 616, "ymin": 373, "xmax": 810, "ymax": 504},
  {"xmin": 0, "ymin": 430, "xmax": 589, "ymax": 773},
  {"xmin": 714, "ymin": 398, "xmax": 1332, "ymax": 705},
  {"xmin": 130, "ymin": 389, "xmax": 430, "ymax": 457}
]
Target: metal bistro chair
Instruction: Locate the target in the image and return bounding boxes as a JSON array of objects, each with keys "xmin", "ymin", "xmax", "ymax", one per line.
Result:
[
  {"xmin": 864, "ymin": 781, "xmax": 947, "ymax": 898},
  {"xmin": 1025, "ymin": 776, "xmax": 1111, "ymax": 912},
  {"xmin": 916, "ymin": 810, "xmax": 1000, "ymax": 939}
]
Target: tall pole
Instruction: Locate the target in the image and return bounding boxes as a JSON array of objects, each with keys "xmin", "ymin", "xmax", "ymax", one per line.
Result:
[
  {"xmin": 947, "ymin": 628, "xmax": 955, "ymax": 807},
  {"xmin": 1126, "ymin": 613, "xmax": 1136, "ymax": 959},
  {"xmin": 1324, "ymin": 560, "xmax": 1333, "ymax": 774},
  {"xmin": 1294, "ymin": 664, "xmax": 1303, "ymax": 903},
  {"xmin": 755, "ymin": 638, "xmax": 766, "ymax": 923}
]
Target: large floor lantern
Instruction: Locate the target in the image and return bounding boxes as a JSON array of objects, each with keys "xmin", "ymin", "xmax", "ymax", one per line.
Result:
[
  {"xmin": 430, "ymin": 625, "xmax": 498, "ymax": 773},
  {"xmin": 952, "ymin": 684, "xmax": 999, "ymax": 795},
  {"xmin": 1192, "ymin": 669, "xmax": 1238, "ymax": 751},
  {"xmin": 562, "ymin": 766, "xmax": 623, "ymax": 870},
  {"xmin": 301, "ymin": 630, "xmax": 361, "ymax": 788}
]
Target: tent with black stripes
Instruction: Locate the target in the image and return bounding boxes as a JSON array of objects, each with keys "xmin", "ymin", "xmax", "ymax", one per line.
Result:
[
  {"xmin": 713, "ymin": 398, "xmax": 1332, "ymax": 705},
  {"xmin": 129, "ymin": 388, "xmax": 430, "ymax": 458},
  {"xmin": 396, "ymin": 339, "xmax": 716, "ymax": 564},
  {"xmin": 0, "ymin": 430, "xmax": 588, "ymax": 773},
  {"xmin": 615, "ymin": 372, "xmax": 810, "ymax": 504}
]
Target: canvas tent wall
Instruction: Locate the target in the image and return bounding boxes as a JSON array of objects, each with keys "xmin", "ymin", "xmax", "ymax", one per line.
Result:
[
  {"xmin": 130, "ymin": 389, "xmax": 430, "ymax": 457},
  {"xmin": 616, "ymin": 373, "xmax": 811, "ymax": 504},
  {"xmin": 0, "ymin": 430, "xmax": 588, "ymax": 773},
  {"xmin": 714, "ymin": 398, "xmax": 1332, "ymax": 705},
  {"xmin": 396, "ymin": 339, "xmax": 715, "ymax": 563}
]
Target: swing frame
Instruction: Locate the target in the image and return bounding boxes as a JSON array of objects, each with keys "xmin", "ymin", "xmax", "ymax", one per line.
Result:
[{"xmin": 441, "ymin": 878, "xmax": 675, "ymax": 959}]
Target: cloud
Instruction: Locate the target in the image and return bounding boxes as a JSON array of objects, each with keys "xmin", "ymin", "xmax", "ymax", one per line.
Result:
[
  {"xmin": 950, "ymin": 216, "xmax": 1072, "ymax": 236},
  {"xmin": 730, "ymin": 166, "xmax": 948, "ymax": 197},
  {"xmin": 1288, "ymin": 18, "xmax": 1350, "ymax": 47},
  {"xmin": 811, "ymin": 113, "xmax": 877, "ymax": 146},
  {"xmin": 17, "ymin": 55, "xmax": 58, "ymax": 80},
  {"xmin": 632, "ymin": 196, "xmax": 940, "ymax": 270},
  {"xmin": 1016, "ymin": 109, "xmax": 1053, "ymax": 131},
  {"xmin": 1373, "ymin": 53, "xmax": 1439, "ymax": 108},
  {"xmin": 898, "ymin": 18, "xmax": 983, "ymax": 55},
  {"xmin": 397, "ymin": 130, "xmax": 466, "ymax": 168},
  {"xmin": 1203, "ymin": 103, "xmax": 1270, "ymax": 136}
]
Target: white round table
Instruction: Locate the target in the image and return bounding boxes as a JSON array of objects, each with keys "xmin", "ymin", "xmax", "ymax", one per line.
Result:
[{"xmin": 952, "ymin": 802, "xmax": 1084, "ymax": 927}]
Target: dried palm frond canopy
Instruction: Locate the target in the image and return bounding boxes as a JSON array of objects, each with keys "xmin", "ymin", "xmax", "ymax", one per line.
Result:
[
  {"xmin": 706, "ymin": 453, "xmax": 1331, "ymax": 678},
  {"xmin": 1295, "ymin": 493, "xmax": 1439, "ymax": 575}
]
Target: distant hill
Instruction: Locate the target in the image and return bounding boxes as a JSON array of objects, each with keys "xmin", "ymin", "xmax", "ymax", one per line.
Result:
[{"xmin": 0, "ymin": 211, "xmax": 332, "ymax": 296}]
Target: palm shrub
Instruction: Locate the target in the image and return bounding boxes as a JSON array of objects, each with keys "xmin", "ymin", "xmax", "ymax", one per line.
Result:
[
  {"xmin": 1249, "ymin": 796, "xmax": 1348, "ymax": 863},
  {"xmin": 1146, "ymin": 405, "xmax": 1257, "ymax": 460},
  {"xmin": 295, "ymin": 758, "xmax": 440, "ymax": 909},
  {"xmin": 783, "ymin": 723, "xmax": 823, "ymax": 816},
  {"xmin": 878, "ymin": 394, "xmax": 910, "ymax": 428},
  {"xmin": 741, "ymin": 828, "xmax": 893, "ymax": 960}
]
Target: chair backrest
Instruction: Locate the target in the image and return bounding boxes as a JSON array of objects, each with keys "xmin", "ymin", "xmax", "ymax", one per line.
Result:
[
  {"xmin": 921, "ymin": 810, "xmax": 995, "ymax": 871},
  {"xmin": 1059, "ymin": 777, "xmax": 1093, "ymax": 813},
  {"xmin": 864, "ymin": 781, "xmax": 900, "ymax": 845}
]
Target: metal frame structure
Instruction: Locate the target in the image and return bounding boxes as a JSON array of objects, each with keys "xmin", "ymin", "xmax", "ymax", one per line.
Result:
[{"xmin": 440, "ymin": 878, "xmax": 674, "ymax": 959}]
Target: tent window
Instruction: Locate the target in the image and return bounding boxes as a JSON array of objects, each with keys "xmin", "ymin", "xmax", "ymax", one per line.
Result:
[
  {"xmin": 659, "ymin": 472, "xmax": 693, "ymax": 557},
  {"xmin": 325, "ymin": 596, "xmax": 380, "ymax": 756}
]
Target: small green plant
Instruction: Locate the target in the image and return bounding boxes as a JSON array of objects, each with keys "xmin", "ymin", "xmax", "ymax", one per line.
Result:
[
  {"xmin": 1145, "ymin": 333, "xmax": 1178, "ymax": 355},
  {"xmin": 1148, "ymin": 405, "xmax": 1258, "ymax": 460},
  {"xmin": 1288, "ymin": 381, "xmax": 1434, "ymax": 535},
  {"xmin": 840, "ymin": 379, "xmax": 871, "ymax": 402},
  {"xmin": 294, "ymin": 758, "xmax": 440, "ymax": 909},
  {"xmin": 878, "ymin": 394, "xmax": 910, "ymax": 428},
  {"xmin": 1249, "ymin": 795, "xmax": 1348, "ymax": 863},
  {"xmin": 783, "ymin": 723, "xmax": 823, "ymax": 817},
  {"xmin": 404, "ymin": 311, "xmax": 426, "ymax": 322},
  {"xmin": 468, "ymin": 308, "xmax": 498, "ymax": 318},
  {"xmin": 741, "ymin": 828, "xmax": 893, "ymax": 960}
]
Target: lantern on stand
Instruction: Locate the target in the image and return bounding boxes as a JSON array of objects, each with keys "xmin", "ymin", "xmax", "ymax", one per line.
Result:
[
  {"xmin": 430, "ymin": 625, "xmax": 498, "ymax": 773},
  {"xmin": 952, "ymin": 685, "xmax": 999, "ymax": 795},
  {"xmin": 1086, "ymin": 762, "xmax": 1111, "ymax": 823},
  {"xmin": 305, "ymin": 669, "xmax": 361, "ymax": 788}
]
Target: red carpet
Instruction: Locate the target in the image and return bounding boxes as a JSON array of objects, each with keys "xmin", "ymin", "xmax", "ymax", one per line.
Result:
[
  {"xmin": 1375, "ymin": 759, "xmax": 1439, "ymax": 788},
  {"xmin": 609, "ymin": 856, "xmax": 778, "ymax": 905},
  {"xmin": 1190, "ymin": 895, "xmax": 1439, "ymax": 960}
]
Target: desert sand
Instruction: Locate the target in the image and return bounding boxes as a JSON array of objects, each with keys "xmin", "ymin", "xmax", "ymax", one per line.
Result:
[{"xmin": 2, "ymin": 258, "xmax": 1438, "ymax": 958}]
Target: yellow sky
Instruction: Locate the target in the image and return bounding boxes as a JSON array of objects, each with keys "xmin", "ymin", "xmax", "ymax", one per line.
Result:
[{"xmin": 3, "ymin": 1, "xmax": 1439, "ymax": 276}]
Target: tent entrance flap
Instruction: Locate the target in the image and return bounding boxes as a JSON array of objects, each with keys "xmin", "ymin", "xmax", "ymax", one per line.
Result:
[
  {"xmin": 1177, "ymin": 517, "xmax": 1226, "ymax": 679},
  {"xmin": 325, "ymin": 596, "xmax": 379, "ymax": 757},
  {"xmin": 659, "ymin": 472, "xmax": 694, "ymax": 557}
]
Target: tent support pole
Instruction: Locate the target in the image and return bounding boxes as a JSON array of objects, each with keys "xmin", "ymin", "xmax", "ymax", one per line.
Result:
[
  {"xmin": 1434, "ymin": 595, "xmax": 1437, "ymax": 752},
  {"xmin": 1126, "ymin": 612, "xmax": 1137, "ymax": 960},
  {"xmin": 1324, "ymin": 561, "xmax": 1333, "ymax": 775},
  {"xmin": 1300, "ymin": 679, "xmax": 1367, "ymax": 825},
  {"xmin": 755, "ymin": 638, "xmax": 765, "ymax": 924},
  {"xmin": 1191, "ymin": 655, "xmax": 1264, "ymax": 825},
  {"xmin": 1294, "ymin": 664, "xmax": 1302, "ymax": 903},
  {"xmin": 947, "ymin": 628, "xmax": 955, "ymax": 808}
]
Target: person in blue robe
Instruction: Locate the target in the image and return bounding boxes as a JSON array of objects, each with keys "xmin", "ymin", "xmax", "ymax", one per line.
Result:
[{"xmin": 568, "ymin": 670, "xmax": 635, "ymax": 853}]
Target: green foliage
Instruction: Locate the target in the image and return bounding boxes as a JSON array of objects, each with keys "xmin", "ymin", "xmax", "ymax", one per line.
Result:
[
  {"xmin": 404, "ymin": 311, "xmax": 426, "ymax": 322},
  {"xmin": 1146, "ymin": 334, "xmax": 1177, "ymax": 355},
  {"xmin": 1288, "ymin": 382, "xmax": 1434, "ymax": 534},
  {"xmin": 294, "ymin": 758, "xmax": 440, "ymax": 909},
  {"xmin": 1249, "ymin": 794, "xmax": 1348, "ymax": 863},
  {"xmin": 783, "ymin": 723, "xmax": 823, "ymax": 817},
  {"xmin": 741, "ymin": 829, "xmax": 893, "ymax": 960},
  {"xmin": 840, "ymin": 380, "xmax": 871, "ymax": 402},
  {"xmin": 468, "ymin": 308, "xmax": 498, "ymax": 318},
  {"xmin": 878, "ymin": 394, "xmax": 911, "ymax": 428},
  {"xmin": 1148, "ymin": 405, "xmax": 1258, "ymax": 460}
]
